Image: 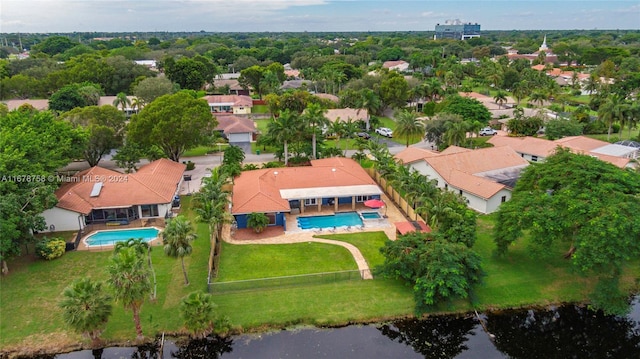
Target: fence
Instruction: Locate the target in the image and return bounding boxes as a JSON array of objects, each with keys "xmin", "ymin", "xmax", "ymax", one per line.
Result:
[
  {"xmin": 208, "ymin": 269, "xmax": 366, "ymax": 294},
  {"xmin": 365, "ymin": 168, "xmax": 426, "ymax": 223}
]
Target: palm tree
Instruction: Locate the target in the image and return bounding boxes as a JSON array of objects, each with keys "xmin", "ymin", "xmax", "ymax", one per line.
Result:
[
  {"xmin": 113, "ymin": 92, "xmax": 131, "ymax": 113},
  {"xmin": 512, "ymin": 81, "xmax": 529, "ymax": 106},
  {"xmin": 193, "ymin": 167, "xmax": 232, "ymax": 241},
  {"xmin": 180, "ymin": 291, "xmax": 217, "ymax": 338},
  {"xmin": 494, "ymin": 90, "xmax": 508, "ymax": 109},
  {"xmin": 394, "ymin": 110, "xmax": 425, "ymax": 147},
  {"xmin": 115, "ymin": 238, "xmax": 157, "ymax": 301},
  {"xmin": 59, "ymin": 278, "xmax": 113, "ymax": 348},
  {"xmin": 598, "ymin": 94, "xmax": 628, "ymax": 141},
  {"xmin": 131, "ymin": 97, "xmax": 144, "ymax": 114},
  {"xmin": 266, "ymin": 110, "xmax": 302, "ymax": 166},
  {"xmin": 162, "ymin": 215, "xmax": 197, "ymax": 285},
  {"xmin": 341, "ymin": 118, "xmax": 360, "ymax": 155},
  {"xmin": 529, "ymin": 90, "xmax": 547, "ymax": 108},
  {"xmin": 585, "ymin": 73, "xmax": 601, "ymax": 95},
  {"xmin": 444, "ymin": 121, "xmax": 469, "ymax": 147},
  {"xmin": 108, "ymin": 247, "xmax": 152, "ymax": 340},
  {"xmin": 301, "ymin": 103, "xmax": 329, "ymax": 159},
  {"xmin": 358, "ymin": 89, "xmax": 382, "ymax": 117}
]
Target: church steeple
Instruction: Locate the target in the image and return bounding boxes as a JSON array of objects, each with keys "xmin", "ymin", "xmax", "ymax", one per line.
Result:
[{"xmin": 539, "ymin": 35, "xmax": 549, "ymax": 52}]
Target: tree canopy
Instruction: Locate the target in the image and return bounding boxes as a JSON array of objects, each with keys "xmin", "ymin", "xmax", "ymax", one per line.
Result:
[
  {"xmin": 494, "ymin": 148, "xmax": 640, "ymax": 314},
  {"xmin": 127, "ymin": 91, "xmax": 215, "ymax": 162}
]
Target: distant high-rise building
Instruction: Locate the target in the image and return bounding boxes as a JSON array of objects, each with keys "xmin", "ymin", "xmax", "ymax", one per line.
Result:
[{"xmin": 434, "ymin": 19, "xmax": 481, "ymax": 40}]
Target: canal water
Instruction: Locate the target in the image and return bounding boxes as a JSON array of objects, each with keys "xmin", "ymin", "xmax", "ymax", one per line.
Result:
[{"xmin": 32, "ymin": 297, "xmax": 640, "ymax": 358}]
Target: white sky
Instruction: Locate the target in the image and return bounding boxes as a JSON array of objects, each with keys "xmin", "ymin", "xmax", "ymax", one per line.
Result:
[{"xmin": 1, "ymin": 0, "xmax": 639, "ymax": 33}]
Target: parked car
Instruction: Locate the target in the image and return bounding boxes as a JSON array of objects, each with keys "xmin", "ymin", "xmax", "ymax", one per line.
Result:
[
  {"xmin": 356, "ymin": 132, "xmax": 371, "ymax": 139},
  {"xmin": 479, "ymin": 127, "xmax": 498, "ymax": 136},
  {"xmin": 375, "ymin": 127, "xmax": 393, "ymax": 137}
]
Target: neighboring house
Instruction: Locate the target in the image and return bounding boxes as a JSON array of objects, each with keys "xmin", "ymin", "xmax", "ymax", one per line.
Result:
[
  {"xmin": 487, "ymin": 135, "xmax": 634, "ymax": 168},
  {"xmin": 395, "ymin": 146, "xmax": 530, "ymax": 214},
  {"xmin": 99, "ymin": 95, "xmax": 140, "ymax": 116},
  {"xmin": 211, "ymin": 79, "xmax": 248, "ymax": 96},
  {"xmin": 313, "ymin": 93, "xmax": 340, "ymax": 104},
  {"xmin": 280, "ymin": 79, "xmax": 313, "ymax": 90},
  {"xmin": 42, "ymin": 159, "xmax": 185, "ymax": 232},
  {"xmin": 382, "ymin": 60, "xmax": 410, "ymax": 72},
  {"xmin": 215, "ymin": 115, "xmax": 257, "ymax": 143},
  {"xmin": 202, "ymin": 95, "xmax": 253, "ymax": 115},
  {"xmin": 325, "ymin": 108, "xmax": 370, "ymax": 130},
  {"xmin": 231, "ymin": 158, "xmax": 382, "ymax": 230}
]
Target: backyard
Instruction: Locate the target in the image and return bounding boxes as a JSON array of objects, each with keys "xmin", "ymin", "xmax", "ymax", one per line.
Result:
[{"xmin": 1, "ymin": 201, "xmax": 639, "ymax": 354}]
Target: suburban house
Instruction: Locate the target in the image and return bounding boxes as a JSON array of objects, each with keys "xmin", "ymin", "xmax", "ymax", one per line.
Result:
[
  {"xmin": 487, "ymin": 135, "xmax": 635, "ymax": 168},
  {"xmin": 231, "ymin": 157, "xmax": 382, "ymax": 230},
  {"xmin": 395, "ymin": 146, "xmax": 530, "ymax": 214},
  {"xmin": 325, "ymin": 108, "xmax": 370, "ymax": 130},
  {"xmin": 42, "ymin": 159, "xmax": 185, "ymax": 232},
  {"xmin": 215, "ymin": 115, "xmax": 257, "ymax": 144},
  {"xmin": 202, "ymin": 95, "xmax": 253, "ymax": 115},
  {"xmin": 211, "ymin": 79, "xmax": 247, "ymax": 96},
  {"xmin": 2, "ymin": 99, "xmax": 49, "ymax": 111},
  {"xmin": 382, "ymin": 60, "xmax": 410, "ymax": 72},
  {"xmin": 98, "ymin": 95, "xmax": 140, "ymax": 116}
]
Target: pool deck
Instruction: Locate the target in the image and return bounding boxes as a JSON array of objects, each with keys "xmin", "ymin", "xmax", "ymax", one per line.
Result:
[{"xmin": 75, "ymin": 219, "xmax": 166, "ymax": 251}]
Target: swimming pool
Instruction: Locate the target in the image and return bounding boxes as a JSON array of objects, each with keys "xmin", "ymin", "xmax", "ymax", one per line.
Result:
[
  {"xmin": 360, "ymin": 211, "xmax": 382, "ymax": 219},
  {"xmin": 297, "ymin": 212, "xmax": 363, "ymax": 230},
  {"xmin": 84, "ymin": 227, "xmax": 160, "ymax": 247}
]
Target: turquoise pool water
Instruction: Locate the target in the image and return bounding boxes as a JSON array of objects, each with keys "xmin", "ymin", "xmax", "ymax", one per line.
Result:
[
  {"xmin": 361, "ymin": 211, "xmax": 382, "ymax": 219},
  {"xmin": 85, "ymin": 227, "xmax": 160, "ymax": 247},
  {"xmin": 297, "ymin": 212, "xmax": 363, "ymax": 230}
]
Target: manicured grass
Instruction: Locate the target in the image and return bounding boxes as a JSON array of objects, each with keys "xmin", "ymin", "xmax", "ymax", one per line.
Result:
[
  {"xmin": 252, "ymin": 105, "xmax": 269, "ymax": 114},
  {"xmin": 183, "ymin": 144, "xmax": 227, "ymax": 157},
  {"xmin": 215, "ymin": 241, "xmax": 358, "ymax": 281}
]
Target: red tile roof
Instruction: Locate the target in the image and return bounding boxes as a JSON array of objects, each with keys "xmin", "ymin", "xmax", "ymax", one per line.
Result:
[
  {"xmin": 232, "ymin": 158, "xmax": 378, "ymax": 214},
  {"xmin": 394, "ymin": 147, "xmax": 439, "ymax": 164},
  {"xmin": 55, "ymin": 159, "xmax": 185, "ymax": 214},
  {"xmin": 215, "ymin": 115, "xmax": 256, "ymax": 134},
  {"xmin": 202, "ymin": 95, "xmax": 252, "ymax": 107}
]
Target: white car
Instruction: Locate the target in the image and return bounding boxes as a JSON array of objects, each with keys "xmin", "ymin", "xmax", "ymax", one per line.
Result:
[
  {"xmin": 375, "ymin": 127, "xmax": 393, "ymax": 137},
  {"xmin": 479, "ymin": 127, "xmax": 498, "ymax": 136}
]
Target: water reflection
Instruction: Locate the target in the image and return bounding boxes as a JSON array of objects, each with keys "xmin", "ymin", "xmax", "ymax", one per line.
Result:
[
  {"xmin": 486, "ymin": 304, "xmax": 640, "ymax": 359},
  {"xmin": 378, "ymin": 316, "xmax": 477, "ymax": 358},
  {"xmin": 43, "ymin": 297, "xmax": 640, "ymax": 358}
]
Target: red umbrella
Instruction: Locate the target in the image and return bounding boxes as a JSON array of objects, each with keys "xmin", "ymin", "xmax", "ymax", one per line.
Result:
[{"xmin": 364, "ymin": 199, "xmax": 385, "ymax": 209}]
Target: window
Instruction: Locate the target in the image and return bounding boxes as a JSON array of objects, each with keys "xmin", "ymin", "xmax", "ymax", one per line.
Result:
[
  {"xmin": 459, "ymin": 190, "xmax": 463, "ymax": 195},
  {"xmin": 141, "ymin": 204, "xmax": 159, "ymax": 217},
  {"xmin": 444, "ymin": 184, "xmax": 448, "ymax": 190},
  {"xmin": 266, "ymin": 213, "xmax": 276, "ymax": 225},
  {"xmin": 501, "ymin": 196, "xmax": 507, "ymax": 203},
  {"xmin": 355, "ymin": 195, "xmax": 371, "ymax": 202},
  {"xmin": 531, "ymin": 156, "xmax": 538, "ymax": 162},
  {"xmin": 304, "ymin": 198, "xmax": 317, "ymax": 206}
]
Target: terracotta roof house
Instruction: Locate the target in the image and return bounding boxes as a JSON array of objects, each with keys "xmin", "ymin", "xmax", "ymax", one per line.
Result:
[
  {"xmin": 215, "ymin": 115, "xmax": 257, "ymax": 144},
  {"xmin": 324, "ymin": 108, "xmax": 370, "ymax": 129},
  {"xmin": 231, "ymin": 158, "xmax": 382, "ymax": 230},
  {"xmin": 42, "ymin": 159, "xmax": 185, "ymax": 232},
  {"xmin": 395, "ymin": 146, "xmax": 529, "ymax": 214},
  {"xmin": 313, "ymin": 93, "xmax": 340, "ymax": 103},
  {"xmin": 487, "ymin": 135, "xmax": 633, "ymax": 168},
  {"xmin": 202, "ymin": 95, "xmax": 253, "ymax": 115}
]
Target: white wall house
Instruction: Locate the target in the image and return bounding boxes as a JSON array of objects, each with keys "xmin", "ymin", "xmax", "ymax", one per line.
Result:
[
  {"xmin": 202, "ymin": 95, "xmax": 253, "ymax": 115},
  {"xmin": 395, "ymin": 146, "xmax": 529, "ymax": 214}
]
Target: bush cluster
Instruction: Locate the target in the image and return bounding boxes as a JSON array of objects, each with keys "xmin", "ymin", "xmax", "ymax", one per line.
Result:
[{"xmin": 35, "ymin": 237, "xmax": 67, "ymax": 260}]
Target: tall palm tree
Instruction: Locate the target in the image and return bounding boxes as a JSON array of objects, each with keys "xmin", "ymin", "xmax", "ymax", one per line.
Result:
[
  {"xmin": 267, "ymin": 110, "xmax": 302, "ymax": 166},
  {"xmin": 108, "ymin": 247, "xmax": 152, "ymax": 340},
  {"xmin": 341, "ymin": 118, "xmax": 360, "ymax": 155},
  {"xmin": 59, "ymin": 278, "xmax": 113, "ymax": 348},
  {"xmin": 512, "ymin": 81, "xmax": 529, "ymax": 105},
  {"xmin": 113, "ymin": 92, "xmax": 131, "ymax": 113},
  {"xmin": 395, "ymin": 110, "xmax": 425, "ymax": 147},
  {"xmin": 180, "ymin": 291, "xmax": 217, "ymax": 338},
  {"xmin": 585, "ymin": 73, "xmax": 601, "ymax": 95},
  {"xmin": 131, "ymin": 97, "xmax": 144, "ymax": 114},
  {"xmin": 358, "ymin": 88, "xmax": 382, "ymax": 117},
  {"xmin": 115, "ymin": 238, "xmax": 157, "ymax": 301},
  {"xmin": 598, "ymin": 94, "xmax": 628, "ymax": 141},
  {"xmin": 493, "ymin": 90, "xmax": 508, "ymax": 109},
  {"xmin": 163, "ymin": 215, "xmax": 197, "ymax": 285},
  {"xmin": 529, "ymin": 90, "xmax": 547, "ymax": 108},
  {"xmin": 301, "ymin": 103, "xmax": 329, "ymax": 159}
]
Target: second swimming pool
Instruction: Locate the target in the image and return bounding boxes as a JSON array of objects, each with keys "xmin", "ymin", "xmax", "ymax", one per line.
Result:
[{"xmin": 297, "ymin": 212, "xmax": 363, "ymax": 230}]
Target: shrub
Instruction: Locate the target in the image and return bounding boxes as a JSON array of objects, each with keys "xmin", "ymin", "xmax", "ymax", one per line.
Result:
[
  {"xmin": 185, "ymin": 161, "xmax": 196, "ymax": 170},
  {"xmin": 35, "ymin": 237, "xmax": 67, "ymax": 260},
  {"xmin": 247, "ymin": 212, "xmax": 269, "ymax": 233}
]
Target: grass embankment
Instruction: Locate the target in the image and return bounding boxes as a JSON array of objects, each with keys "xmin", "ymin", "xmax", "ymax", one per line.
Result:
[{"xmin": 2, "ymin": 209, "xmax": 638, "ymax": 354}]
